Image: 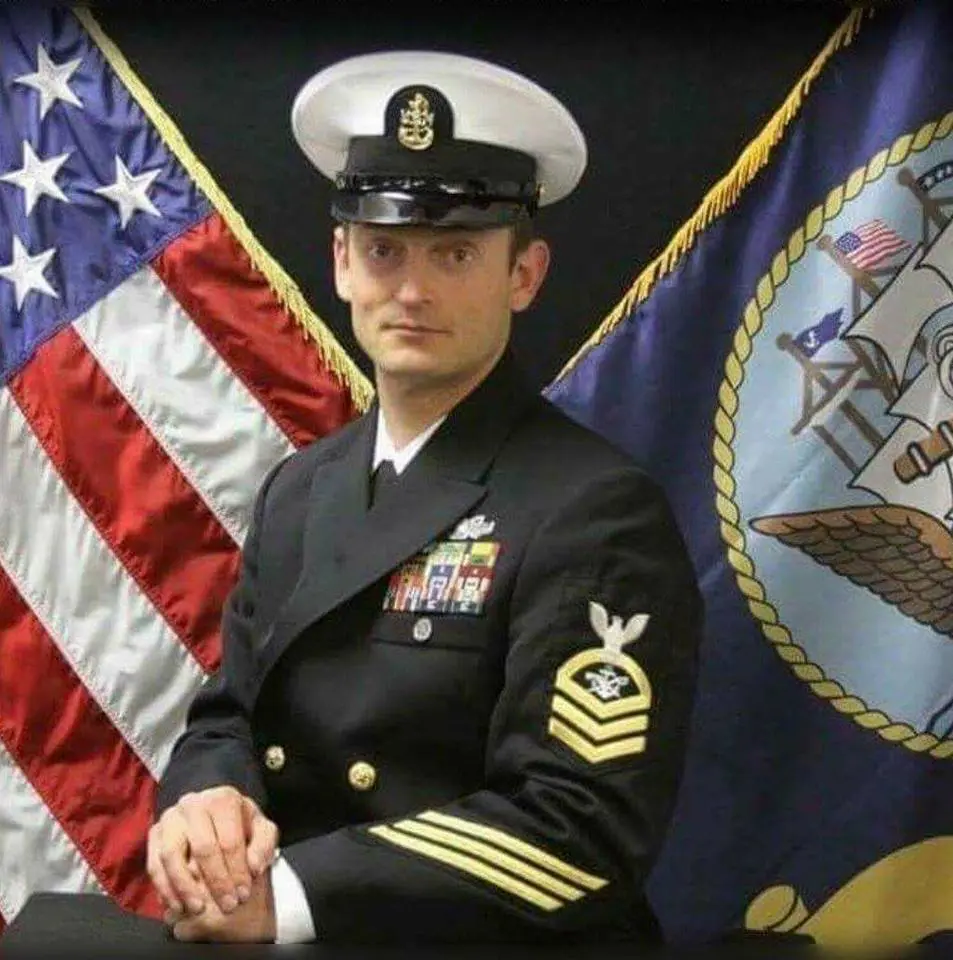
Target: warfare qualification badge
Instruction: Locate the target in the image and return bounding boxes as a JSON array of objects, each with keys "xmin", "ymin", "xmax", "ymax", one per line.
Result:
[
  {"xmin": 398, "ymin": 92, "xmax": 434, "ymax": 151},
  {"xmin": 548, "ymin": 601, "xmax": 652, "ymax": 764}
]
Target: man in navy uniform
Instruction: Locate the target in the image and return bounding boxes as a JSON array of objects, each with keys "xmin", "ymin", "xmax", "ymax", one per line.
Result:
[{"xmin": 147, "ymin": 50, "xmax": 703, "ymax": 944}]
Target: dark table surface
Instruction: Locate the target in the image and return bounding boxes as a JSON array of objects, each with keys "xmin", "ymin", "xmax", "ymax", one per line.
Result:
[{"xmin": 1, "ymin": 893, "xmax": 949, "ymax": 960}]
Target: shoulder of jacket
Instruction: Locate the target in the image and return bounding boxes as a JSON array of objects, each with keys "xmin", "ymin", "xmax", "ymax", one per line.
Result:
[{"xmin": 266, "ymin": 412, "xmax": 371, "ymax": 495}]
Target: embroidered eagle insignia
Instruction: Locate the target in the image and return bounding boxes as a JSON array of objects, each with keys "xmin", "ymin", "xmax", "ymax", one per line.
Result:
[{"xmin": 547, "ymin": 601, "xmax": 653, "ymax": 764}]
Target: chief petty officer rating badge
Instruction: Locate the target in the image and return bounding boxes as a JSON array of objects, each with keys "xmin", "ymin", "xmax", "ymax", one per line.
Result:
[{"xmin": 548, "ymin": 601, "xmax": 653, "ymax": 764}]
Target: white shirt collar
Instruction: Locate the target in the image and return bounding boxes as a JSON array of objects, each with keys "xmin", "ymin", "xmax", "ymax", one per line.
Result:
[{"xmin": 372, "ymin": 409, "xmax": 446, "ymax": 475}]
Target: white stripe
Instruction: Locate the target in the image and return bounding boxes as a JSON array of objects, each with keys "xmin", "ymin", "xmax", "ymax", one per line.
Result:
[
  {"xmin": 0, "ymin": 390, "xmax": 206, "ymax": 777},
  {"xmin": 0, "ymin": 738, "xmax": 103, "ymax": 923},
  {"xmin": 74, "ymin": 265, "xmax": 296, "ymax": 546}
]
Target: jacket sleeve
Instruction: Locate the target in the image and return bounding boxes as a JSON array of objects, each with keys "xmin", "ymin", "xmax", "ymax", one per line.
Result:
[
  {"xmin": 154, "ymin": 458, "xmax": 288, "ymax": 817},
  {"xmin": 282, "ymin": 466, "xmax": 702, "ymax": 942}
]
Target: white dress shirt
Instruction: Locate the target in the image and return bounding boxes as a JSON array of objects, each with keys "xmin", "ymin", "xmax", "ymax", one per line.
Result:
[
  {"xmin": 271, "ymin": 408, "xmax": 445, "ymax": 942},
  {"xmin": 371, "ymin": 408, "xmax": 446, "ymax": 475}
]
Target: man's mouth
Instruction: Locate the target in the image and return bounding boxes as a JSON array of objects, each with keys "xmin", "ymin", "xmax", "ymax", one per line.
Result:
[{"xmin": 382, "ymin": 321, "xmax": 446, "ymax": 335}]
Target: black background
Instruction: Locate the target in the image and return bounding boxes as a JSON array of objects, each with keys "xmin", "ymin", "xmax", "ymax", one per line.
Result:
[{"xmin": 82, "ymin": 0, "xmax": 856, "ymax": 391}]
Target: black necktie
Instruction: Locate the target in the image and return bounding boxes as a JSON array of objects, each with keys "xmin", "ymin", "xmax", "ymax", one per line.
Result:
[{"xmin": 370, "ymin": 459, "xmax": 399, "ymax": 507}]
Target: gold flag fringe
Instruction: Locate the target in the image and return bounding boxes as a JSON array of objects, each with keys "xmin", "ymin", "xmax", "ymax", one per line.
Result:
[
  {"xmin": 552, "ymin": 5, "xmax": 873, "ymax": 384},
  {"xmin": 75, "ymin": 7, "xmax": 375, "ymax": 412}
]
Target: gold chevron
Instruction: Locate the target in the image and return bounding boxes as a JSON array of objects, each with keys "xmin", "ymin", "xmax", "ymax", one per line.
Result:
[
  {"xmin": 548, "ymin": 717, "xmax": 647, "ymax": 763},
  {"xmin": 417, "ymin": 810, "xmax": 607, "ymax": 891},
  {"xmin": 555, "ymin": 649, "xmax": 652, "ymax": 718},
  {"xmin": 745, "ymin": 836, "xmax": 953, "ymax": 947},
  {"xmin": 368, "ymin": 825, "xmax": 562, "ymax": 911},
  {"xmin": 551, "ymin": 694, "xmax": 648, "ymax": 741},
  {"xmin": 389, "ymin": 820, "xmax": 585, "ymax": 901}
]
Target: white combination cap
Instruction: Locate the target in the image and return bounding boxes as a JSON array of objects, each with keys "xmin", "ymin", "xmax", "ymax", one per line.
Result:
[{"xmin": 291, "ymin": 50, "xmax": 587, "ymax": 226}]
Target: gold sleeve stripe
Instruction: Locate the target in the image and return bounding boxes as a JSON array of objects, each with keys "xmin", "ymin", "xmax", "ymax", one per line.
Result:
[
  {"xmin": 390, "ymin": 819, "xmax": 585, "ymax": 901},
  {"xmin": 417, "ymin": 810, "xmax": 608, "ymax": 891},
  {"xmin": 367, "ymin": 825, "xmax": 562, "ymax": 912},
  {"xmin": 552, "ymin": 694, "xmax": 649, "ymax": 741},
  {"xmin": 548, "ymin": 717, "xmax": 646, "ymax": 763}
]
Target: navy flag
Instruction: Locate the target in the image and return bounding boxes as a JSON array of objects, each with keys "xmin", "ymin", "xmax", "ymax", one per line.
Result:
[
  {"xmin": 793, "ymin": 309, "xmax": 842, "ymax": 358},
  {"xmin": 547, "ymin": 1, "xmax": 953, "ymax": 949}
]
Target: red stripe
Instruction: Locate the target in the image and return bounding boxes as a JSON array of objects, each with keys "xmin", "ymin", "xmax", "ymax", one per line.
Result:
[
  {"xmin": 859, "ymin": 236, "xmax": 906, "ymax": 250},
  {"xmin": 851, "ymin": 238, "xmax": 909, "ymax": 269},
  {"xmin": 856, "ymin": 219, "xmax": 887, "ymax": 236},
  {"xmin": 856, "ymin": 221, "xmax": 899, "ymax": 241},
  {"xmin": 0, "ymin": 565, "xmax": 161, "ymax": 919},
  {"xmin": 9, "ymin": 327, "xmax": 238, "ymax": 673},
  {"xmin": 153, "ymin": 212, "xmax": 361, "ymax": 447},
  {"xmin": 855, "ymin": 230, "xmax": 905, "ymax": 249}
]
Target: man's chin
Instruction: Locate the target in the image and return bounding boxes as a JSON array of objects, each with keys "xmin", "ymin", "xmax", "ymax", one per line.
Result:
[{"xmin": 375, "ymin": 352, "xmax": 447, "ymax": 381}]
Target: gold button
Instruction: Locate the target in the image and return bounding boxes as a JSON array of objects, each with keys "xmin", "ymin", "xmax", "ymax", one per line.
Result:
[
  {"xmin": 412, "ymin": 617, "xmax": 433, "ymax": 642},
  {"xmin": 347, "ymin": 761, "xmax": 377, "ymax": 792},
  {"xmin": 264, "ymin": 745, "xmax": 285, "ymax": 772}
]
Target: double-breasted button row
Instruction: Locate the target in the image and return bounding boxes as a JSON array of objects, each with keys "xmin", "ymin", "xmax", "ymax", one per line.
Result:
[{"xmin": 264, "ymin": 745, "xmax": 377, "ymax": 792}]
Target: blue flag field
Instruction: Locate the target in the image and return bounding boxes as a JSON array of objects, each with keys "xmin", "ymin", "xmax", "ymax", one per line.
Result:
[{"xmin": 548, "ymin": 2, "xmax": 953, "ymax": 948}]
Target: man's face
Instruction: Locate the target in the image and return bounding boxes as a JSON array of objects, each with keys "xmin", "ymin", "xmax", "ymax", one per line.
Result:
[{"xmin": 333, "ymin": 222, "xmax": 548, "ymax": 392}]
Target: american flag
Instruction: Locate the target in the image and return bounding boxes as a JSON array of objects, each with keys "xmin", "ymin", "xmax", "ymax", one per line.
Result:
[
  {"xmin": 834, "ymin": 217, "xmax": 910, "ymax": 271},
  {"xmin": 0, "ymin": 4, "xmax": 368, "ymax": 931}
]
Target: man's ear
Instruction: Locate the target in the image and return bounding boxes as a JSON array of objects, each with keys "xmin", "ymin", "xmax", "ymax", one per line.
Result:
[
  {"xmin": 509, "ymin": 238, "xmax": 551, "ymax": 313},
  {"xmin": 332, "ymin": 225, "xmax": 351, "ymax": 302}
]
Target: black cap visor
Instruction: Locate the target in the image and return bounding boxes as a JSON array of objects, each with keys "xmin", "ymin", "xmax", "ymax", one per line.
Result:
[
  {"xmin": 333, "ymin": 134, "xmax": 539, "ymax": 226},
  {"xmin": 331, "ymin": 186, "xmax": 535, "ymax": 227}
]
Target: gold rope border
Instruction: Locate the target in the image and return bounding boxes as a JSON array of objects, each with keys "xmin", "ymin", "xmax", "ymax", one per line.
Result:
[
  {"xmin": 552, "ymin": 5, "xmax": 871, "ymax": 385},
  {"xmin": 716, "ymin": 111, "xmax": 953, "ymax": 760},
  {"xmin": 74, "ymin": 6, "xmax": 375, "ymax": 413}
]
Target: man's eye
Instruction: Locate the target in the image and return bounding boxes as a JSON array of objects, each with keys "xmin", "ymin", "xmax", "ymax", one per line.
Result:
[
  {"xmin": 367, "ymin": 242, "xmax": 394, "ymax": 259},
  {"xmin": 446, "ymin": 246, "xmax": 475, "ymax": 266}
]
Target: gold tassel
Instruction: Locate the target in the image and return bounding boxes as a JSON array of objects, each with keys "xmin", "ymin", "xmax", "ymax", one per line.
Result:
[
  {"xmin": 75, "ymin": 6, "xmax": 375, "ymax": 412},
  {"xmin": 552, "ymin": 6, "xmax": 873, "ymax": 384}
]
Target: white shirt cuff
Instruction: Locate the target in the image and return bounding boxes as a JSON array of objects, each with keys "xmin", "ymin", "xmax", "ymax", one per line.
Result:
[{"xmin": 271, "ymin": 852, "xmax": 316, "ymax": 943}]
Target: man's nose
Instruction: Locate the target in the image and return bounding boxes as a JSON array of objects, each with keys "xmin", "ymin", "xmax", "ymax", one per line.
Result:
[{"xmin": 393, "ymin": 258, "xmax": 432, "ymax": 304}]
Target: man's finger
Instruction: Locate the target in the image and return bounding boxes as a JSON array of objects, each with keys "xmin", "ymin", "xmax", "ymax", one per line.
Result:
[
  {"xmin": 159, "ymin": 803, "xmax": 212, "ymax": 915},
  {"xmin": 209, "ymin": 793, "xmax": 254, "ymax": 903},
  {"xmin": 243, "ymin": 799, "xmax": 279, "ymax": 877},
  {"xmin": 146, "ymin": 823, "xmax": 183, "ymax": 915},
  {"xmin": 172, "ymin": 898, "xmax": 228, "ymax": 943},
  {"xmin": 179, "ymin": 793, "xmax": 243, "ymax": 913},
  {"xmin": 150, "ymin": 860, "xmax": 183, "ymax": 915},
  {"xmin": 172, "ymin": 917, "xmax": 207, "ymax": 942},
  {"xmin": 159, "ymin": 844, "xmax": 207, "ymax": 917}
]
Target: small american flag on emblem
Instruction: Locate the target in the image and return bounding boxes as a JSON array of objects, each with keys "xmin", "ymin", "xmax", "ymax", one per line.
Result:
[
  {"xmin": 0, "ymin": 2, "xmax": 368, "ymax": 931},
  {"xmin": 834, "ymin": 217, "xmax": 911, "ymax": 270}
]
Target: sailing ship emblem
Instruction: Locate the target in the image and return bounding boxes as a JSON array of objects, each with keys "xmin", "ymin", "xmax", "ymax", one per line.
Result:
[
  {"xmin": 722, "ymin": 121, "xmax": 953, "ymax": 752},
  {"xmin": 753, "ymin": 208, "xmax": 953, "ymax": 638}
]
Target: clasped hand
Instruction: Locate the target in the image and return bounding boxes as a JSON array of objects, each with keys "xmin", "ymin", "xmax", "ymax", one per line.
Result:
[{"xmin": 146, "ymin": 786, "xmax": 280, "ymax": 942}]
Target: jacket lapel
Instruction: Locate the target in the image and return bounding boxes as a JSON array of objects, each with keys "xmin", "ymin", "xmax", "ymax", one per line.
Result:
[{"xmin": 254, "ymin": 353, "xmax": 535, "ymax": 694}]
